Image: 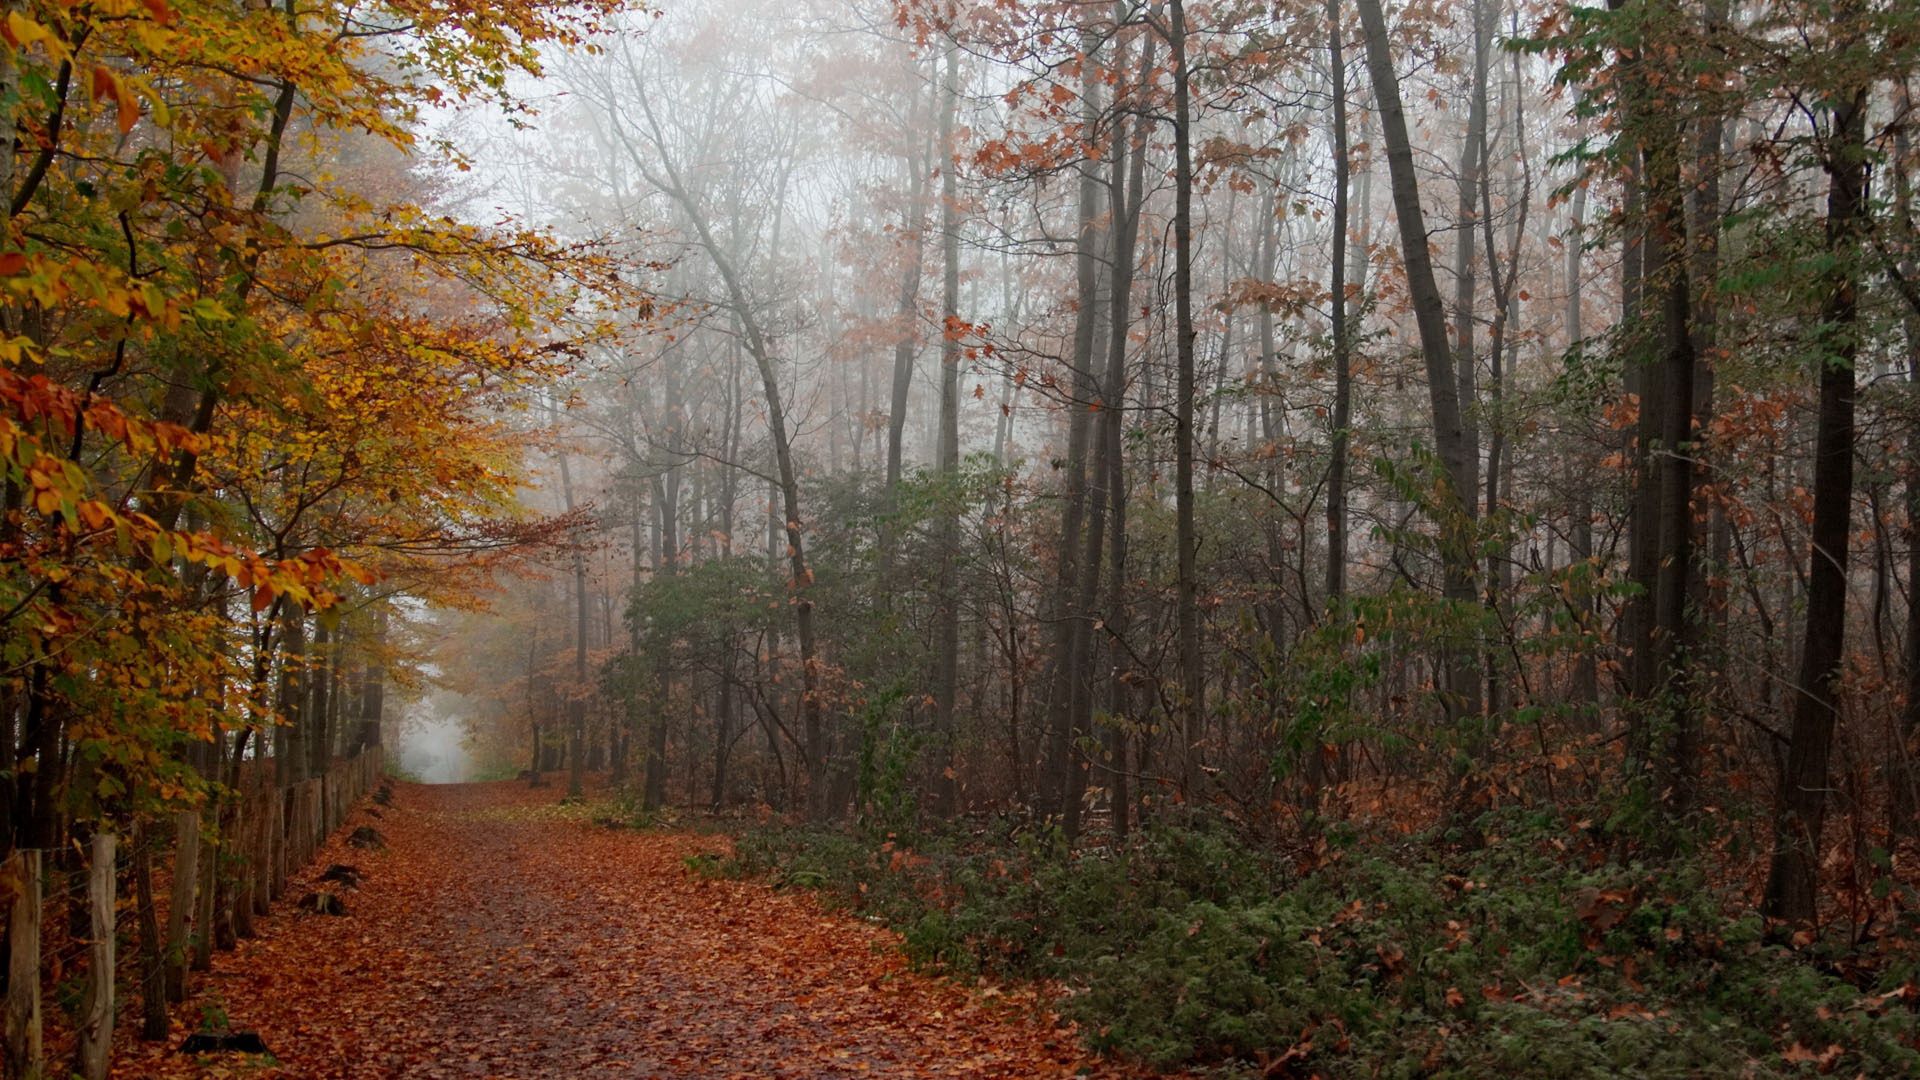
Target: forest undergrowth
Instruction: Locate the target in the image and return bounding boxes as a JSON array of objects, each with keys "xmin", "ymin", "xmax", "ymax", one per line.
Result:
[{"xmin": 711, "ymin": 803, "xmax": 1920, "ymax": 1078}]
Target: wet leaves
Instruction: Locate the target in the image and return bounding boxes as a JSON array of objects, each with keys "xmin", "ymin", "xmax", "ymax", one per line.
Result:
[{"xmin": 115, "ymin": 782, "xmax": 1135, "ymax": 1078}]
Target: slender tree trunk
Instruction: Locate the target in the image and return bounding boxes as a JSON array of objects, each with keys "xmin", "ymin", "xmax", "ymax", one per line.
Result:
[
  {"xmin": 1038, "ymin": 24, "xmax": 1109, "ymax": 820},
  {"xmin": 1170, "ymin": 0, "xmax": 1203, "ymax": 798},
  {"xmin": 931, "ymin": 44, "xmax": 963, "ymax": 817},
  {"xmin": 1325, "ymin": 0, "xmax": 1352, "ymax": 605},
  {"xmin": 70, "ymin": 833, "xmax": 112, "ymax": 1080},
  {"xmin": 1355, "ymin": 0, "xmax": 1482, "ymax": 726},
  {"xmin": 1451, "ymin": 0, "xmax": 1490, "ymax": 523},
  {"xmin": 1566, "ymin": 178, "xmax": 1600, "ymax": 712},
  {"xmin": 646, "ymin": 371, "xmax": 684, "ymax": 812},
  {"xmin": 308, "ymin": 622, "xmax": 333, "ymax": 780},
  {"xmin": 1637, "ymin": 18, "xmax": 1701, "ymax": 822},
  {"xmin": 883, "ymin": 77, "xmax": 933, "ymax": 580},
  {"xmin": 555, "ymin": 433, "xmax": 591, "ymax": 801},
  {"xmin": 162, "ymin": 810, "xmax": 197, "ymax": 1002},
  {"xmin": 1764, "ymin": 78, "xmax": 1866, "ymax": 922}
]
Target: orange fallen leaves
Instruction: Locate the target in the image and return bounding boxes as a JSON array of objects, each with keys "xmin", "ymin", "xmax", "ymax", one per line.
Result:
[{"xmin": 113, "ymin": 782, "xmax": 1153, "ymax": 1078}]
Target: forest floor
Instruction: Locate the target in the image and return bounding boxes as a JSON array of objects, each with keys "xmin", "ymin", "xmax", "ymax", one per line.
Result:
[{"xmin": 114, "ymin": 781, "xmax": 1119, "ymax": 1079}]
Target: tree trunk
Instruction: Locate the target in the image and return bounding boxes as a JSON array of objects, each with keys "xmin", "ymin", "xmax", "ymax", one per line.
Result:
[
  {"xmin": 4, "ymin": 850, "xmax": 42, "ymax": 1080},
  {"xmin": 1170, "ymin": 0, "xmax": 1204, "ymax": 798},
  {"xmin": 74, "ymin": 832, "xmax": 114, "ymax": 1080},
  {"xmin": 162, "ymin": 810, "xmax": 197, "ymax": 1002},
  {"xmin": 1354, "ymin": 0, "xmax": 1482, "ymax": 727},
  {"xmin": 1896, "ymin": 81, "xmax": 1920, "ymax": 835},
  {"xmin": 1037, "ymin": 23, "xmax": 1110, "ymax": 821},
  {"xmin": 1764, "ymin": 79, "xmax": 1866, "ymax": 923},
  {"xmin": 931, "ymin": 43, "xmax": 963, "ymax": 817},
  {"xmin": 1325, "ymin": 0, "xmax": 1352, "ymax": 605},
  {"xmin": 883, "ymin": 77, "xmax": 934, "ymax": 581},
  {"xmin": 1450, "ymin": 0, "xmax": 1490, "ymax": 524},
  {"xmin": 1566, "ymin": 177, "xmax": 1599, "ymax": 712},
  {"xmin": 555, "ymin": 431, "xmax": 591, "ymax": 801}
]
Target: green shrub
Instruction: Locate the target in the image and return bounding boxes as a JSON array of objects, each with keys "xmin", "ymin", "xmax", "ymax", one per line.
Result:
[{"xmin": 713, "ymin": 812, "xmax": 1920, "ymax": 1077}]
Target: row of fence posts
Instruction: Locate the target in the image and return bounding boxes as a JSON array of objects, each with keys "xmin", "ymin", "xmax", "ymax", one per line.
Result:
[{"xmin": 1, "ymin": 750, "xmax": 381, "ymax": 1080}]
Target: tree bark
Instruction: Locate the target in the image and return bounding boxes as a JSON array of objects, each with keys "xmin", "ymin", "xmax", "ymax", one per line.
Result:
[
  {"xmin": 1764, "ymin": 77, "xmax": 1867, "ymax": 923},
  {"xmin": 931, "ymin": 43, "xmax": 963, "ymax": 817},
  {"xmin": 1325, "ymin": 0, "xmax": 1352, "ymax": 605},
  {"xmin": 554, "ymin": 423, "xmax": 591, "ymax": 801},
  {"xmin": 1169, "ymin": 0, "xmax": 1204, "ymax": 798},
  {"xmin": 1037, "ymin": 23, "xmax": 1110, "ymax": 821},
  {"xmin": 1354, "ymin": 0, "xmax": 1482, "ymax": 726},
  {"xmin": 1450, "ymin": 0, "xmax": 1490, "ymax": 523}
]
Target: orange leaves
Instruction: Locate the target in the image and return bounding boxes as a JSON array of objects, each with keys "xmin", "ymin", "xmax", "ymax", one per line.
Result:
[
  {"xmin": 972, "ymin": 130, "xmax": 1086, "ymax": 177},
  {"xmin": 1222, "ymin": 275, "xmax": 1326, "ymax": 316},
  {"xmin": 121, "ymin": 782, "xmax": 1117, "ymax": 1079},
  {"xmin": 1601, "ymin": 393, "xmax": 1640, "ymax": 430},
  {"xmin": 89, "ymin": 66, "xmax": 141, "ymax": 134},
  {"xmin": 1781, "ymin": 1042, "xmax": 1845, "ymax": 1072}
]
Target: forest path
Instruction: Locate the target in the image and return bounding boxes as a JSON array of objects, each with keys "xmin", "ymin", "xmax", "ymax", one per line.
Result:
[{"xmin": 117, "ymin": 781, "xmax": 1108, "ymax": 1079}]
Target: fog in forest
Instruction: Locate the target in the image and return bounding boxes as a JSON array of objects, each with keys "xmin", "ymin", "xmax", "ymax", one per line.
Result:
[{"xmin": 9, "ymin": 0, "xmax": 1918, "ymax": 1072}]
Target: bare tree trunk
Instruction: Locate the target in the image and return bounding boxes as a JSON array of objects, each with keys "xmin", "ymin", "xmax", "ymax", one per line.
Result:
[
  {"xmin": 1894, "ymin": 81, "xmax": 1920, "ymax": 835},
  {"xmin": 1354, "ymin": 0, "xmax": 1482, "ymax": 726},
  {"xmin": 1765, "ymin": 74, "xmax": 1866, "ymax": 922},
  {"xmin": 555, "ymin": 427, "xmax": 591, "ymax": 801},
  {"xmin": 4, "ymin": 850, "xmax": 42, "ymax": 1080},
  {"xmin": 1325, "ymin": 0, "xmax": 1352, "ymax": 605},
  {"xmin": 1038, "ymin": 24, "xmax": 1109, "ymax": 821},
  {"xmin": 1621, "ymin": 0, "xmax": 1702, "ymax": 822},
  {"xmin": 883, "ymin": 76, "xmax": 934, "ymax": 580},
  {"xmin": 1450, "ymin": 0, "xmax": 1490, "ymax": 523},
  {"xmin": 1169, "ymin": 0, "xmax": 1204, "ymax": 797},
  {"xmin": 133, "ymin": 827, "xmax": 167, "ymax": 1040},
  {"xmin": 931, "ymin": 43, "xmax": 963, "ymax": 817},
  {"xmin": 1566, "ymin": 177, "xmax": 1599, "ymax": 712},
  {"xmin": 74, "ymin": 833, "xmax": 114, "ymax": 1080},
  {"xmin": 162, "ymin": 810, "xmax": 197, "ymax": 1002}
]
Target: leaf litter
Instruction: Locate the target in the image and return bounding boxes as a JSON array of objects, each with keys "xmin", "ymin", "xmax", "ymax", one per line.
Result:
[{"xmin": 114, "ymin": 781, "xmax": 1147, "ymax": 1078}]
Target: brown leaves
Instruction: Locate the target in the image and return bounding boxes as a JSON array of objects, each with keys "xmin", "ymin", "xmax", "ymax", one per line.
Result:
[
  {"xmin": 116, "ymin": 782, "xmax": 1126, "ymax": 1079},
  {"xmin": 1572, "ymin": 886, "xmax": 1637, "ymax": 935},
  {"xmin": 1780, "ymin": 1041, "xmax": 1844, "ymax": 1072}
]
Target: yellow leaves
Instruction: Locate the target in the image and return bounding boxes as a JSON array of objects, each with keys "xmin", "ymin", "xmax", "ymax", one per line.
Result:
[{"xmin": 2, "ymin": 11, "xmax": 64, "ymax": 61}]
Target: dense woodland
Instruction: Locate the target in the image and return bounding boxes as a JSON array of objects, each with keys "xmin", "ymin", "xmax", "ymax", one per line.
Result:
[{"xmin": 7, "ymin": 0, "xmax": 1920, "ymax": 1075}]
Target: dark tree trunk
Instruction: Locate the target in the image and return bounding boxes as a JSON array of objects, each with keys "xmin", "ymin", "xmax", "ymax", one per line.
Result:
[
  {"xmin": 1765, "ymin": 81, "xmax": 1867, "ymax": 922},
  {"xmin": 1169, "ymin": 0, "xmax": 1204, "ymax": 798},
  {"xmin": 1037, "ymin": 23, "xmax": 1110, "ymax": 821},
  {"xmin": 1354, "ymin": 0, "xmax": 1482, "ymax": 727},
  {"xmin": 1325, "ymin": 0, "xmax": 1352, "ymax": 606},
  {"xmin": 931, "ymin": 43, "xmax": 962, "ymax": 817}
]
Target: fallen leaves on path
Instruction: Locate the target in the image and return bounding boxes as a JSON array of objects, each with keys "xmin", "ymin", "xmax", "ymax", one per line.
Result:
[{"xmin": 114, "ymin": 782, "xmax": 1140, "ymax": 1078}]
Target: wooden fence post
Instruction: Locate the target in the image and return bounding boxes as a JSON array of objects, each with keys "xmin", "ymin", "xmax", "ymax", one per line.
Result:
[
  {"xmin": 230, "ymin": 803, "xmax": 255, "ymax": 941},
  {"xmin": 4, "ymin": 850, "xmax": 44, "ymax": 1080},
  {"xmin": 164, "ymin": 812, "xmax": 198, "ymax": 998},
  {"xmin": 251, "ymin": 793, "xmax": 271, "ymax": 917},
  {"xmin": 75, "ymin": 832, "xmax": 116, "ymax": 1080}
]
